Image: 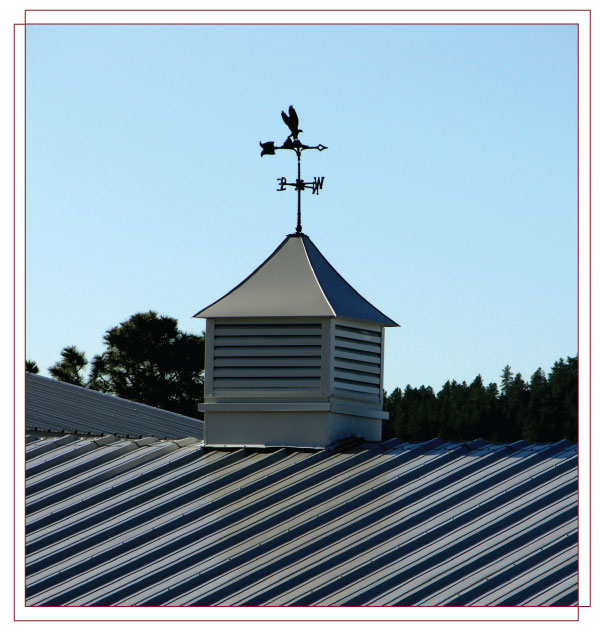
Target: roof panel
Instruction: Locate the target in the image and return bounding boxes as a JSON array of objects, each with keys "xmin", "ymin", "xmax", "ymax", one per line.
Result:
[
  {"xmin": 26, "ymin": 373, "xmax": 204, "ymax": 441},
  {"xmin": 25, "ymin": 437, "xmax": 577, "ymax": 607},
  {"xmin": 302, "ymin": 236, "xmax": 398, "ymax": 326}
]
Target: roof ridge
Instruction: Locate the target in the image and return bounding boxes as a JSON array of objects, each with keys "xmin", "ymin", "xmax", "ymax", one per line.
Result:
[{"xmin": 299, "ymin": 235, "xmax": 335, "ymax": 316}]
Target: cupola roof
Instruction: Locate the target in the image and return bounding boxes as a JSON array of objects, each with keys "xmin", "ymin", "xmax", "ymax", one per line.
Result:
[{"xmin": 194, "ymin": 233, "xmax": 398, "ymax": 326}]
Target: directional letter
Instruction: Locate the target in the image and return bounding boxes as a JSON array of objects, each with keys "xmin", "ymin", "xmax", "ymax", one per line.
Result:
[{"xmin": 312, "ymin": 176, "xmax": 325, "ymax": 195}]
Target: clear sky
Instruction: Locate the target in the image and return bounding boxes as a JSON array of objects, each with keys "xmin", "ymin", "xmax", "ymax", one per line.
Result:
[{"xmin": 25, "ymin": 24, "xmax": 577, "ymax": 393}]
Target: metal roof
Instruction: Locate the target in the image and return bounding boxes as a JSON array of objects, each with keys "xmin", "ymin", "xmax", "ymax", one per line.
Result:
[
  {"xmin": 194, "ymin": 234, "xmax": 398, "ymax": 326},
  {"xmin": 26, "ymin": 373, "xmax": 204, "ymax": 441},
  {"xmin": 25, "ymin": 436, "xmax": 577, "ymax": 607}
]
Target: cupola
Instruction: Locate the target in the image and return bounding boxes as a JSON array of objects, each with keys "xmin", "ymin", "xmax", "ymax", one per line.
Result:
[
  {"xmin": 195, "ymin": 233, "xmax": 398, "ymax": 448},
  {"xmin": 194, "ymin": 106, "xmax": 398, "ymax": 448}
]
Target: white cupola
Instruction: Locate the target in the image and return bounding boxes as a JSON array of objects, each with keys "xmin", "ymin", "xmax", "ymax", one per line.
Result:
[{"xmin": 194, "ymin": 232, "xmax": 398, "ymax": 448}]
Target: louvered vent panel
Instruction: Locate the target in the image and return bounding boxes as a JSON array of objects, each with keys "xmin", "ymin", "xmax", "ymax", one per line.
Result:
[
  {"xmin": 213, "ymin": 323, "xmax": 322, "ymax": 394},
  {"xmin": 333, "ymin": 323, "xmax": 382, "ymax": 401}
]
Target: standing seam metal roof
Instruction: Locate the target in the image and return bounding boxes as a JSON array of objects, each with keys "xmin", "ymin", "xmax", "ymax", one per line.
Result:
[
  {"xmin": 26, "ymin": 373, "xmax": 204, "ymax": 441},
  {"xmin": 25, "ymin": 435, "xmax": 577, "ymax": 607}
]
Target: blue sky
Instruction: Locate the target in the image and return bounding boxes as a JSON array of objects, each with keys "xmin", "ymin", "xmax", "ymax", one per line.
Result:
[{"xmin": 25, "ymin": 24, "xmax": 577, "ymax": 393}]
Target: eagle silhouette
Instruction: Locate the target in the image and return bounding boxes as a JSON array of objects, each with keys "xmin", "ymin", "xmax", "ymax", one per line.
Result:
[{"xmin": 281, "ymin": 105, "xmax": 302, "ymax": 140}]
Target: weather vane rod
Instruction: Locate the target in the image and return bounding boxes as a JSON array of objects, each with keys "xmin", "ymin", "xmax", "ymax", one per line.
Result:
[{"xmin": 260, "ymin": 106, "xmax": 327, "ymax": 234}]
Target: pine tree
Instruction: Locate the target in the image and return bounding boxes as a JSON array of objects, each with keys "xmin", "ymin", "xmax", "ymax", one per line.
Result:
[
  {"xmin": 26, "ymin": 360, "xmax": 40, "ymax": 374},
  {"xmin": 88, "ymin": 311, "xmax": 205, "ymax": 417},
  {"xmin": 500, "ymin": 365, "xmax": 514, "ymax": 394},
  {"xmin": 49, "ymin": 346, "xmax": 88, "ymax": 386},
  {"xmin": 547, "ymin": 356, "xmax": 578, "ymax": 441},
  {"xmin": 524, "ymin": 367, "xmax": 550, "ymax": 441}
]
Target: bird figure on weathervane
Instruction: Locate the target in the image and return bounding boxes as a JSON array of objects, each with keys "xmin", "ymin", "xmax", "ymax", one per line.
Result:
[
  {"xmin": 259, "ymin": 106, "xmax": 327, "ymax": 234},
  {"xmin": 281, "ymin": 105, "xmax": 302, "ymax": 143}
]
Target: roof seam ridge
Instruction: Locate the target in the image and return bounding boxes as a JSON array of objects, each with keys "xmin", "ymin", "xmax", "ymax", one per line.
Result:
[{"xmin": 300, "ymin": 237, "xmax": 336, "ymax": 317}]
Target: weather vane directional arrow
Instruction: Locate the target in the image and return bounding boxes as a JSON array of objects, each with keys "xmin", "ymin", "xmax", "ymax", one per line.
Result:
[{"xmin": 260, "ymin": 105, "xmax": 327, "ymax": 234}]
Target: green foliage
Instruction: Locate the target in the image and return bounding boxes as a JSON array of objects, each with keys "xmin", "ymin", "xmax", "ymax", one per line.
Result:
[
  {"xmin": 49, "ymin": 346, "xmax": 88, "ymax": 386},
  {"xmin": 51, "ymin": 312, "xmax": 205, "ymax": 417},
  {"xmin": 384, "ymin": 356, "xmax": 578, "ymax": 444},
  {"xmin": 26, "ymin": 360, "xmax": 40, "ymax": 374}
]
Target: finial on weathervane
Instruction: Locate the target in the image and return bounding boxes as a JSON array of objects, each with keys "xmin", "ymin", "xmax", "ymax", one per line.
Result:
[{"xmin": 260, "ymin": 106, "xmax": 327, "ymax": 234}]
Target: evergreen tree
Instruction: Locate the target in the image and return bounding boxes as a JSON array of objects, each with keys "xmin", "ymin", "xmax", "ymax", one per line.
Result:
[
  {"xmin": 547, "ymin": 356, "xmax": 578, "ymax": 441},
  {"xmin": 26, "ymin": 360, "xmax": 39, "ymax": 374},
  {"xmin": 382, "ymin": 388, "xmax": 400, "ymax": 440},
  {"xmin": 500, "ymin": 365, "xmax": 514, "ymax": 394},
  {"xmin": 49, "ymin": 346, "xmax": 88, "ymax": 386},
  {"xmin": 88, "ymin": 311, "xmax": 204, "ymax": 417},
  {"xmin": 485, "ymin": 381, "xmax": 502, "ymax": 441},
  {"xmin": 393, "ymin": 384, "xmax": 438, "ymax": 441},
  {"xmin": 496, "ymin": 371, "xmax": 527, "ymax": 442},
  {"xmin": 464, "ymin": 375, "xmax": 489, "ymax": 440},
  {"xmin": 437, "ymin": 380, "xmax": 467, "ymax": 440},
  {"xmin": 523, "ymin": 367, "xmax": 551, "ymax": 441}
]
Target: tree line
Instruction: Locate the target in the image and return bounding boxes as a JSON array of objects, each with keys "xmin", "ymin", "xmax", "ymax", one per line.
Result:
[
  {"xmin": 27, "ymin": 311, "xmax": 577, "ymax": 442},
  {"xmin": 383, "ymin": 357, "xmax": 578, "ymax": 443}
]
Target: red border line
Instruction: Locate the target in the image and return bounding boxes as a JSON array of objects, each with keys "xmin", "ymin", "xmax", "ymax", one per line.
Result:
[
  {"xmin": 21, "ymin": 8, "xmax": 594, "ymax": 12},
  {"xmin": 22, "ymin": 21, "xmax": 582, "ymax": 26},
  {"xmin": 576, "ymin": 19, "xmax": 580, "ymax": 613},
  {"xmin": 23, "ymin": 17, "xmax": 27, "ymax": 618},
  {"xmin": 13, "ymin": 20, "xmax": 17, "ymax": 626},
  {"xmin": 589, "ymin": 4, "xmax": 593, "ymax": 611},
  {"xmin": 17, "ymin": 14, "xmax": 589, "ymax": 622},
  {"xmin": 8, "ymin": 606, "xmax": 579, "ymax": 624}
]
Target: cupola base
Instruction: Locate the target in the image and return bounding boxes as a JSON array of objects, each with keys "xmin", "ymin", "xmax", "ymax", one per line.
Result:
[{"xmin": 199, "ymin": 402, "xmax": 387, "ymax": 449}]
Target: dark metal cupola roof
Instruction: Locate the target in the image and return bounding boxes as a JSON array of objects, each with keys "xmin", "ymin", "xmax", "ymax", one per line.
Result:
[{"xmin": 194, "ymin": 233, "xmax": 398, "ymax": 326}]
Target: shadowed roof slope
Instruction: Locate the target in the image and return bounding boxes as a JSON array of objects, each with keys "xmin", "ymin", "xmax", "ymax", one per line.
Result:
[
  {"xmin": 194, "ymin": 234, "xmax": 398, "ymax": 326},
  {"xmin": 26, "ymin": 373, "xmax": 204, "ymax": 441},
  {"xmin": 26, "ymin": 436, "xmax": 576, "ymax": 607}
]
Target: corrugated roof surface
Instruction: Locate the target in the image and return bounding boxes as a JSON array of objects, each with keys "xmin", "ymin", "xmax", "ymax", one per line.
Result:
[
  {"xmin": 26, "ymin": 373, "xmax": 204, "ymax": 441},
  {"xmin": 25, "ymin": 436, "xmax": 577, "ymax": 607}
]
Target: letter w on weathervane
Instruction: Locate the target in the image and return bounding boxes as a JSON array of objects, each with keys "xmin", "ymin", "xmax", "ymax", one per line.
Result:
[{"xmin": 310, "ymin": 176, "xmax": 325, "ymax": 195}]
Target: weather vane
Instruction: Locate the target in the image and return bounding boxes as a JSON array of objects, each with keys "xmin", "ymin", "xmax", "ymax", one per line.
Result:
[{"xmin": 260, "ymin": 106, "xmax": 327, "ymax": 234}]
